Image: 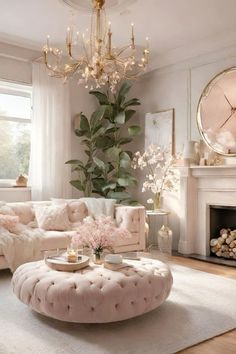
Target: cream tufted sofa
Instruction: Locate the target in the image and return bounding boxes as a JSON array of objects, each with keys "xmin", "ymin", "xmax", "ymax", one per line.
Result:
[
  {"xmin": 12, "ymin": 258, "xmax": 173, "ymax": 323},
  {"xmin": 0, "ymin": 199, "xmax": 146, "ymax": 270}
]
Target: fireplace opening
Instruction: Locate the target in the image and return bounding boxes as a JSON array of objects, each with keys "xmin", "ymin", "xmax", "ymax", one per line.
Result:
[{"xmin": 210, "ymin": 205, "xmax": 236, "ymax": 260}]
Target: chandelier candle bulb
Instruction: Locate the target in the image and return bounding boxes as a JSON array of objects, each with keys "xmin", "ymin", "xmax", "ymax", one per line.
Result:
[{"xmin": 46, "ymin": 35, "xmax": 50, "ymax": 49}]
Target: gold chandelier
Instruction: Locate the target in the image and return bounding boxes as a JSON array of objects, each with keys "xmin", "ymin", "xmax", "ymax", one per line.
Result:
[{"xmin": 43, "ymin": 0, "xmax": 150, "ymax": 92}]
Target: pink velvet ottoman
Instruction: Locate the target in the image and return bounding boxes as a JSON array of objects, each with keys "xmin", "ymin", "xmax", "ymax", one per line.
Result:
[{"xmin": 12, "ymin": 258, "xmax": 173, "ymax": 323}]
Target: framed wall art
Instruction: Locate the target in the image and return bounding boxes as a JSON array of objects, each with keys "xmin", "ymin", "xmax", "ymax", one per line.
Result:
[{"xmin": 145, "ymin": 108, "xmax": 175, "ymax": 155}]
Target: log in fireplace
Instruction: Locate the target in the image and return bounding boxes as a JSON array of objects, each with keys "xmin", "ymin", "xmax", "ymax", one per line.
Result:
[{"xmin": 210, "ymin": 205, "xmax": 236, "ymax": 260}]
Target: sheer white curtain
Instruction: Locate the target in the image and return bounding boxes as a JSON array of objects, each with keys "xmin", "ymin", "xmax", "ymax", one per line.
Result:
[{"xmin": 30, "ymin": 62, "xmax": 72, "ymax": 200}]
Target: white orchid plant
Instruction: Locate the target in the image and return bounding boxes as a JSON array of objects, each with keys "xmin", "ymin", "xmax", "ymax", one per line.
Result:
[{"xmin": 132, "ymin": 144, "xmax": 180, "ymax": 208}]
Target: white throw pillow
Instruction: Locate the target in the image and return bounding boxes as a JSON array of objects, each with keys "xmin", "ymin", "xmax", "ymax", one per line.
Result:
[
  {"xmin": 51, "ymin": 198, "xmax": 88, "ymax": 222},
  {"xmin": 79, "ymin": 198, "xmax": 116, "ymax": 218},
  {"xmin": 34, "ymin": 204, "xmax": 71, "ymax": 231}
]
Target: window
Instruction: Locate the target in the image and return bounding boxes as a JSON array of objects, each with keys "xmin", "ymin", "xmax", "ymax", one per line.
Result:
[{"xmin": 0, "ymin": 81, "xmax": 32, "ymax": 181}]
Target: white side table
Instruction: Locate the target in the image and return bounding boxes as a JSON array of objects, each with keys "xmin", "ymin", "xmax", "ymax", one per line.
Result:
[{"xmin": 146, "ymin": 209, "xmax": 170, "ymax": 251}]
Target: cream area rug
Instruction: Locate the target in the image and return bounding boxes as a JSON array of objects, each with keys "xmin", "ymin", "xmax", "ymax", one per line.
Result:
[{"xmin": 0, "ymin": 263, "xmax": 236, "ymax": 354}]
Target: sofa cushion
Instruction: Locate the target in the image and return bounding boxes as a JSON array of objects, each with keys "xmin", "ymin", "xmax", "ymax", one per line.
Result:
[
  {"xmin": 41, "ymin": 231, "xmax": 77, "ymax": 251},
  {"xmin": 79, "ymin": 198, "xmax": 116, "ymax": 218},
  {"xmin": 34, "ymin": 204, "xmax": 71, "ymax": 231},
  {"xmin": 0, "ymin": 204, "xmax": 16, "ymax": 216},
  {"xmin": 51, "ymin": 199, "xmax": 88, "ymax": 223},
  {"xmin": 9, "ymin": 203, "xmax": 35, "ymax": 224},
  {"xmin": 0, "ymin": 215, "xmax": 20, "ymax": 234}
]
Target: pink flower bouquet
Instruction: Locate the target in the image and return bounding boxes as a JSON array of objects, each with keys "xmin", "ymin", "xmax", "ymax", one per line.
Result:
[{"xmin": 73, "ymin": 216, "xmax": 131, "ymax": 256}]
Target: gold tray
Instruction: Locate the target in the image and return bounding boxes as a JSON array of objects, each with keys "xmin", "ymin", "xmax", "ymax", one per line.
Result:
[{"xmin": 45, "ymin": 254, "xmax": 90, "ymax": 272}]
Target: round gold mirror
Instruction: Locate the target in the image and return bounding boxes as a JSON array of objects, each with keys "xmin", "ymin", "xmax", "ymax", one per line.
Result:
[{"xmin": 197, "ymin": 67, "xmax": 236, "ymax": 156}]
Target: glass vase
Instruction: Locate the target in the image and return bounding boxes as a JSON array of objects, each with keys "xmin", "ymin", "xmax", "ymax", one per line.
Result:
[
  {"xmin": 93, "ymin": 251, "xmax": 103, "ymax": 264},
  {"xmin": 153, "ymin": 192, "xmax": 162, "ymax": 211},
  {"xmin": 158, "ymin": 225, "xmax": 173, "ymax": 255}
]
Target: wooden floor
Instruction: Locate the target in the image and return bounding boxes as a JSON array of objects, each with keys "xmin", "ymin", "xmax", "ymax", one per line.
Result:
[{"xmin": 171, "ymin": 255, "xmax": 236, "ymax": 354}]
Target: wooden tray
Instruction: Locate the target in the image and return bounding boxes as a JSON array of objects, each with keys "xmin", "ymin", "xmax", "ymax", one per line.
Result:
[{"xmin": 45, "ymin": 254, "xmax": 90, "ymax": 272}]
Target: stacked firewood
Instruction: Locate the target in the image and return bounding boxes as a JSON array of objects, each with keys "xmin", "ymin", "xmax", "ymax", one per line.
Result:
[{"xmin": 210, "ymin": 228, "xmax": 236, "ymax": 259}]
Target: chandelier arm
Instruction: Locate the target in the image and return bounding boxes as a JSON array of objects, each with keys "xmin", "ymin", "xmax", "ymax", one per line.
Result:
[{"xmin": 115, "ymin": 44, "xmax": 134, "ymax": 57}]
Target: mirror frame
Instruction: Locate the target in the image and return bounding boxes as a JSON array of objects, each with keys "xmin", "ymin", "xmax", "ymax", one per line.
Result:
[{"xmin": 197, "ymin": 66, "xmax": 236, "ymax": 156}]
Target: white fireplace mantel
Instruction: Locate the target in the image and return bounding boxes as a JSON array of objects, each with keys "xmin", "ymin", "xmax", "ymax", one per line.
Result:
[{"xmin": 178, "ymin": 165, "xmax": 236, "ymax": 256}]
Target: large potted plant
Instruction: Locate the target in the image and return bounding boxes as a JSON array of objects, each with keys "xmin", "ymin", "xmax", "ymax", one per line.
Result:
[{"xmin": 66, "ymin": 82, "xmax": 141, "ymax": 203}]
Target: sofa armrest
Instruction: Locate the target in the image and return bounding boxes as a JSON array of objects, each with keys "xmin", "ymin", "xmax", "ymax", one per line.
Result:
[{"xmin": 115, "ymin": 206, "xmax": 146, "ymax": 249}]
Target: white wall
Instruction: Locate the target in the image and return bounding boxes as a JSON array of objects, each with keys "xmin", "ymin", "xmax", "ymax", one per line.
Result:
[
  {"xmin": 131, "ymin": 43, "xmax": 236, "ymax": 249},
  {"xmin": 0, "ymin": 42, "xmax": 39, "ymax": 84}
]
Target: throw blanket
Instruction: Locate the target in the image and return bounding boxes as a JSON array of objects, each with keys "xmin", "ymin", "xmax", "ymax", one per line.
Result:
[{"xmin": 0, "ymin": 225, "xmax": 43, "ymax": 272}]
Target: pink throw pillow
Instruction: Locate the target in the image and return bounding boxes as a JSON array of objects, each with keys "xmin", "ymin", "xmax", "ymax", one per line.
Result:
[{"xmin": 0, "ymin": 215, "xmax": 20, "ymax": 234}]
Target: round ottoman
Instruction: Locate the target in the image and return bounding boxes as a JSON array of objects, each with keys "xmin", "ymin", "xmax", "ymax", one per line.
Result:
[{"xmin": 12, "ymin": 258, "xmax": 173, "ymax": 323}]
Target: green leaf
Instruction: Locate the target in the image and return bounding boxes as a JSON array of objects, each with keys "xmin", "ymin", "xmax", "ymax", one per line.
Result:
[
  {"xmin": 123, "ymin": 98, "xmax": 140, "ymax": 109},
  {"xmin": 121, "ymin": 199, "xmax": 140, "ymax": 206},
  {"xmin": 128, "ymin": 125, "xmax": 142, "ymax": 136},
  {"xmin": 95, "ymin": 136, "xmax": 114, "ymax": 149},
  {"xmin": 75, "ymin": 129, "xmax": 85, "ymax": 137},
  {"xmin": 70, "ymin": 180, "xmax": 84, "ymax": 191},
  {"xmin": 118, "ymin": 137, "xmax": 133, "ymax": 145},
  {"xmin": 104, "ymin": 105, "xmax": 114, "ymax": 120},
  {"xmin": 125, "ymin": 109, "xmax": 136, "ymax": 122},
  {"xmin": 119, "ymin": 151, "xmax": 131, "ymax": 168},
  {"xmin": 89, "ymin": 91, "xmax": 109, "ymax": 105},
  {"xmin": 118, "ymin": 81, "xmax": 132, "ymax": 100},
  {"xmin": 90, "ymin": 106, "xmax": 107, "ymax": 127},
  {"xmin": 106, "ymin": 146, "xmax": 122, "ymax": 157},
  {"xmin": 65, "ymin": 159, "xmax": 83, "ymax": 165},
  {"xmin": 93, "ymin": 156, "xmax": 106, "ymax": 171},
  {"xmin": 80, "ymin": 114, "xmax": 90, "ymax": 131},
  {"xmin": 117, "ymin": 178, "xmax": 131, "ymax": 187},
  {"xmin": 114, "ymin": 111, "xmax": 126, "ymax": 124},
  {"xmin": 102, "ymin": 182, "xmax": 117, "ymax": 191},
  {"xmin": 107, "ymin": 191, "xmax": 130, "ymax": 200},
  {"xmin": 92, "ymin": 178, "xmax": 106, "ymax": 192}
]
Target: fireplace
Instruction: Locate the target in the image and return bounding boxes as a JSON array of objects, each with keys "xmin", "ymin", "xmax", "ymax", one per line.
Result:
[
  {"xmin": 178, "ymin": 165, "xmax": 236, "ymax": 266},
  {"xmin": 210, "ymin": 205, "xmax": 236, "ymax": 239},
  {"xmin": 210, "ymin": 205, "xmax": 236, "ymax": 260}
]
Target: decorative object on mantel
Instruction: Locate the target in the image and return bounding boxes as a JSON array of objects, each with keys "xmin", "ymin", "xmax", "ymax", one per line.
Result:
[
  {"xmin": 158, "ymin": 225, "xmax": 173, "ymax": 255},
  {"xmin": 182, "ymin": 139, "xmax": 224, "ymax": 167},
  {"xmin": 198, "ymin": 140, "xmax": 224, "ymax": 166},
  {"xmin": 15, "ymin": 174, "xmax": 28, "ymax": 187},
  {"xmin": 145, "ymin": 109, "xmax": 175, "ymax": 155},
  {"xmin": 66, "ymin": 82, "xmax": 141, "ymax": 204},
  {"xmin": 197, "ymin": 66, "xmax": 236, "ymax": 156},
  {"xmin": 182, "ymin": 140, "xmax": 198, "ymax": 166},
  {"xmin": 210, "ymin": 228, "xmax": 236, "ymax": 260},
  {"xmin": 132, "ymin": 144, "xmax": 180, "ymax": 211},
  {"xmin": 43, "ymin": 0, "xmax": 150, "ymax": 92}
]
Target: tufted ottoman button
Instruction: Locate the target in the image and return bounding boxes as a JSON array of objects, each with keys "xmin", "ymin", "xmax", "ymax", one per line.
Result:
[{"xmin": 12, "ymin": 259, "xmax": 173, "ymax": 323}]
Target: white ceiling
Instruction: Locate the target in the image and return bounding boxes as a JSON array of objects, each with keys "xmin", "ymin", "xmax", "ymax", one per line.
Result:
[{"xmin": 1, "ymin": 0, "xmax": 236, "ymax": 68}]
